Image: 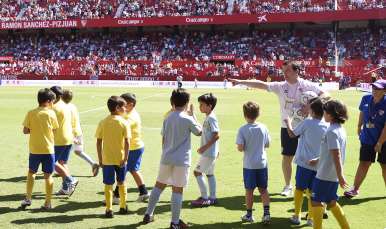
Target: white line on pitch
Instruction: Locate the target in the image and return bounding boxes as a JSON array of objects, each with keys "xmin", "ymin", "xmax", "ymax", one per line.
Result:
[
  {"xmin": 80, "ymin": 92, "xmax": 169, "ymax": 114},
  {"xmin": 82, "ymin": 125, "xmax": 358, "ymax": 138},
  {"xmin": 346, "ymin": 106, "xmax": 359, "ymax": 111}
]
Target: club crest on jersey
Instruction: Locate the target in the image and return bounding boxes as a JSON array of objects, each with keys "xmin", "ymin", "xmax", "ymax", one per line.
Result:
[
  {"xmin": 380, "ymin": 110, "xmax": 385, "ymax": 116},
  {"xmin": 203, "ymin": 122, "xmax": 207, "ymax": 127}
]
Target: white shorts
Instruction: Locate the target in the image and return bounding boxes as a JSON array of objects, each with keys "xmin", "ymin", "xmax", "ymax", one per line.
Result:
[
  {"xmin": 157, "ymin": 164, "xmax": 190, "ymax": 188},
  {"xmin": 71, "ymin": 135, "xmax": 83, "ymax": 152},
  {"xmin": 194, "ymin": 156, "xmax": 216, "ymax": 175}
]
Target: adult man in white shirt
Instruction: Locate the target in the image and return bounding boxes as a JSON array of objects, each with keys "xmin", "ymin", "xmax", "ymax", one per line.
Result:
[{"xmin": 229, "ymin": 61, "xmax": 331, "ymax": 197}]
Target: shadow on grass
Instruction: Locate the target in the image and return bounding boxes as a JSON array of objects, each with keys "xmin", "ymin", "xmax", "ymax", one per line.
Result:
[
  {"xmin": 0, "ymin": 175, "xmax": 45, "ymax": 183},
  {"xmin": 11, "ymin": 214, "xmax": 102, "ymax": 225},
  {"xmin": 0, "ymin": 193, "xmax": 46, "ymax": 202},
  {"xmin": 0, "ymin": 207, "xmax": 24, "ymax": 215},
  {"xmin": 133, "ymin": 194, "xmax": 295, "ymax": 216},
  {"xmin": 98, "ymin": 222, "xmax": 146, "ymax": 229},
  {"xmin": 50, "ymin": 200, "xmax": 103, "ymax": 213},
  {"xmin": 175, "ymin": 216, "xmax": 299, "ymax": 229},
  {"xmin": 338, "ymin": 195, "xmax": 386, "ymax": 207}
]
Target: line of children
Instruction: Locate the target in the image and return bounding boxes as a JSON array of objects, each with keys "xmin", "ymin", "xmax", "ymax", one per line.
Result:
[{"xmin": 21, "ymin": 87, "xmax": 351, "ymax": 229}]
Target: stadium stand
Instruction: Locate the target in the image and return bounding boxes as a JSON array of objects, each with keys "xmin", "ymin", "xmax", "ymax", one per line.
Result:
[{"xmin": 0, "ymin": 0, "xmax": 385, "ymax": 22}]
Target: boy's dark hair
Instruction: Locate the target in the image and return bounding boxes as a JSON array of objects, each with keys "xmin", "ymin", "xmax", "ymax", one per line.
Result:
[
  {"xmin": 243, "ymin": 101, "xmax": 260, "ymax": 119},
  {"xmin": 283, "ymin": 61, "xmax": 300, "ymax": 74},
  {"xmin": 323, "ymin": 100, "xmax": 349, "ymax": 124},
  {"xmin": 308, "ymin": 97, "xmax": 326, "ymax": 117},
  {"xmin": 198, "ymin": 93, "xmax": 217, "ymax": 110},
  {"xmin": 107, "ymin": 96, "xmax": 126, "ymax": 112},
  {"xmin": 121, "ymin": 93, "xmax": 137, "ymax": 107},
  {"xmin": 38, "ymin": 88, "xmax": 56, "ymax": 105},
  {"xmin": 171, "ymin": 88, "xmax": 190, "ymax": 108},
  {"xmin": 50, "ymin": 86, "xmax": 63, "ymax": 98},
  {"xmin": 62, "ymin": 89, "xmax": 73, "ymax": 103},
  {"xmin": 170, "ymin": 96, "xmax": 173, "ymax": 106}
]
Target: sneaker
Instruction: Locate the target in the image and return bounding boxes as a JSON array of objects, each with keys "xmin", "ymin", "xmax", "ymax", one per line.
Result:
[
  {"xmin": 280, "ymin": 185, "xmax": 293, "ymax": 196},
  {"xmin": 241, "ymin": 213, "xmax": 255, "ymax": 222},
  {"xmin": 21, "ymin": 198, "xmax": 31, "ymax": 208},
  {"xmin": 92, "ymin": 163, "xmax": 100, "ymax": 177},
  {"xmin": 67, "ymin": 178, "xmax": 79, "ymax": 197},
  {"xmin": 41, "ymin": 203, "xmax": 52, "ymax": 211},
  {"xmin": 261, "ymin": 215, "xmax": 271, "ymax": 225},
  {"xmin": 209, "ymin": 197, "xmax": 218, "ymax": 205},
  {"xmin": 190, "ymin": 197, "xmax": 210, "ymax": 206},
  {"xmin": 105, "ymin": 210, "xmax": 114, "ymax": 218},
  {"xmin": 177, "ymin": 219, "xmax": 189, "ymax": 228},
  {"xmin": 290, "ymin": 215, "xmax": 301, "ymax": 225},
  {"xmin": 134, "ymin": 193, "xmax": 150, "ymax": 203},
  {"xmin": 344, "ymin": 186, "xmax": 359, "ymax": 197},
  {"xmin": 55, "ymin": 188, "xmax": 69, "ymax": 195},
  {"xmin": 119, "ymin": 205, "xmax": 128, "ymax": 214},
  {"xmin": 143, "ymin": 213, "xmax": 155, "ymax": 224},
  {"xmin": 102, "ymin": 196, "xmax": 121, "ymax": 205},
  {"xmin": 170, "ymin": 222, "xmax": 180, "ymax": 229},
  {"xmin": 306, "ymin": 219, "xmax": 314, "ymax": 227}
]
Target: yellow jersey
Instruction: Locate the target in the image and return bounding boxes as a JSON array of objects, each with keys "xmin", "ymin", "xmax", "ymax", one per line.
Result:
[
  {"xmin": 22, "ymin": 107, "xmax": 59, "ymax": 154},
  {"xmin": 68, "ymin": 103, "xmax": 82, "ymax": 137},
  {"xmin": 163, "ymin": 109, "xmax": 173, "ymax": 121},
  {"xmin": 267, "ymin": 77, "xmax": 271, "ymax": 82},
  {"xmin": 52, "ymin": 100, "xmax": 74, "ymax": 146},
  {"xmin": 123, "ymin": 109, "xmax": 144, "ymax": 150},
  {"xmin": 95, "ymin": 115, "xmax": 131, "ymax": 165}
]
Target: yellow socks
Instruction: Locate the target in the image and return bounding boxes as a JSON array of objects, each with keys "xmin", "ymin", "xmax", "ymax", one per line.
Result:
[
  {"xmin": 305, "ymin": 190, "xmax": 313, "ymax": 221},
  {"xmin": 45, "ymin": 178, "xmax": 53, "ymax": 205},
  {"xmin": 119, "ymin": 184, "xmax": 127, "ymax": 209},
  {"xmin": 105, "ymin": 184, "xmax": 114, "ymax": 212},
  {"xmin": 26, "ymin": 173, "xmax": 36, "ymax": 199},
  {"xmin": 294, "ymin": 189, "xmax": 304, "ymax": 218},
  {"xmin": 330, "ymin": 203, "xmax": 350, "ymax": 229},
  {"xmin": 312, "ymin": 206, "xmax": 324, "ymax": 229}
]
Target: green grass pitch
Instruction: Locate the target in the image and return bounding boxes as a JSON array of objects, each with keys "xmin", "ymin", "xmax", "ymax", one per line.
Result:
[{"xmin": 0, "ymin": 86, "xmax": 385, "ymax": 229}]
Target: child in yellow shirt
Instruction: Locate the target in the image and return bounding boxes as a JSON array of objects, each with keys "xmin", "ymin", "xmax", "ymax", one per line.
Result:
[
  {"xmin": 21, "ymin": 88, "xmax": 59, "ymax": 210},
  {"xmin": 96, "ymin": 96, "xmax": 131, "ymax": 218}
]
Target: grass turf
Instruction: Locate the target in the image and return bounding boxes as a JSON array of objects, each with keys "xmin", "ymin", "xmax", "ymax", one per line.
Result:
[{"xmin": 0, "ymin": 86, "xmax": 385, "ymax": 229}]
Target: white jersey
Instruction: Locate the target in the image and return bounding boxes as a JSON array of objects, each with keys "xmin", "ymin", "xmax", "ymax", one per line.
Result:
[
  {"xmin": 177, "ymin": 76, "xmax": 183, "ymax": 82},
  {"xmin": 267, "ymin": 79, "xmax": 322, "ymax": 128}
]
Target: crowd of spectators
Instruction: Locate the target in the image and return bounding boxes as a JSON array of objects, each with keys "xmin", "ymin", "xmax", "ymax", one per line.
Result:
[
  {"xmin": 0, "ymin": 0, "xmax": 385, "ymax": 22},
  {"xmin": 0, "ymin": 26, "xmax": 385, "ymax": 77},
  {"xmin": 0, "ymin": 27, "xmax": 385, "ymax": 62}
]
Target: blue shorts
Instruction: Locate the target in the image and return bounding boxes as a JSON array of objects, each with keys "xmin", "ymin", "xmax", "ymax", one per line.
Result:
[
  {"xmin": 103, "ymin": 165, "xmax": 127, "ymax": 185},
  {"xmin": 295, "ymin": 165, "xmax": 317, "ymax": 190},
  {"xmin": 311, "ymin": 178, "xmax": 339, "ymax": 203},
  {"xmin": 126, "ymin": 147, "xmax": 144, "ymax": 172},
  {"xmin": 54, "ymin": 145, "xmax": 72, "ymax": 162},
  {"xmin": 243, "ymin": 167, "xmax": 268, "ymax": 190},
  {"xmin": 29, "ymin": 153, "xmax": 55, "ymax": 174}
]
